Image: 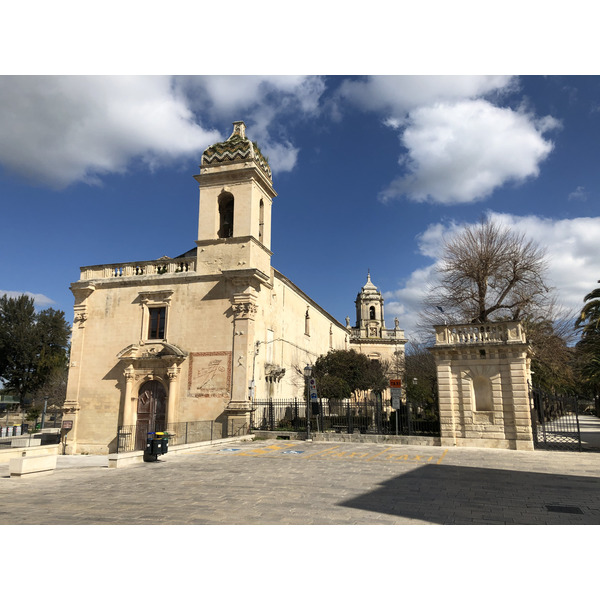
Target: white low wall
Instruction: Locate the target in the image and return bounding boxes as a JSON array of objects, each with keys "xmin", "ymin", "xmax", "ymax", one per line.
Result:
[
  {"xmin": 312, "ymin": 433, "xmax": 441, "ymax": 446},
  {"xmin": 0, "ymin": 443, "xmax": 60, "ymax": 464},
  {"xmin": 8, "ymin": 445, "xmax": 58, "ymax": 478}
]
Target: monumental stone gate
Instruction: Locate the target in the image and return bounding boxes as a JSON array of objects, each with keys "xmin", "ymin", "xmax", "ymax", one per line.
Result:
[{"xmin": 430, "ymin": 321, "xmax": 534, "ymax": 451}]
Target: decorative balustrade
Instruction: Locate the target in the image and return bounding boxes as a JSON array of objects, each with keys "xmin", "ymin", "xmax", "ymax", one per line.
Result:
[
  {"xmin": 382, "ymin": 329, "xmax": 406, "ymax": 339},
  {"xmin": 349, "ymin": 328, "xmax": 406, "ymax": 341},
  {"xmin": 81, "ymin": 257, "xmax": 196, "ymax": 281},
  {"xmin": 434, "ymin": 321, "xmax": 526, "ymax": 346}
]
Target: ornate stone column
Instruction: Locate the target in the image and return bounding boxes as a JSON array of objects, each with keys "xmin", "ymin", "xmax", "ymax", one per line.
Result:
[
  {"xmin": 122, "ymin": 364, "xmax": 136, "ymax": 426},
  {"xmin": 227, "ymin": 291, "xmax": 258, "ymax": 414},
  {"xmin": 166, "ymin": 365, "xmax": 181, "ymax": 426}
]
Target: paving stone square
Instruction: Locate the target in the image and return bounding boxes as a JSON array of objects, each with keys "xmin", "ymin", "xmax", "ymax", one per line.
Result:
[{"xmin": 2, "ymin": 439, "xmax": 600, "ymax": 525}]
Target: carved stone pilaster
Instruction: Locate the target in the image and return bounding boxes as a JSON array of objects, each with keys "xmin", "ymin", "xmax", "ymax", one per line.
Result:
[{"xmin": 71, "ymin": 284, "xmax": 95, "ymax": 329}]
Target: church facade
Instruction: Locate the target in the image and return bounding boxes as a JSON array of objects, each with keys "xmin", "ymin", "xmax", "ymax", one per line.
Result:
[{"xmin": 63, "ymin": 122, "xmax": 405, "ymax": 454}]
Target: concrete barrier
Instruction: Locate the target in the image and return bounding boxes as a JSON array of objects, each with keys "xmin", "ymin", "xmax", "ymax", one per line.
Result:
[
  {"xmin": 9, "ymin": 446, "xmax": 58, "ymax": 478},
  {"xmin": 11, "ymin": 438, "xmax": 42, "ymax": 447}
]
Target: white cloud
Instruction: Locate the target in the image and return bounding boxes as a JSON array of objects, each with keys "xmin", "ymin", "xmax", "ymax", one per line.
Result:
[
  {"xmin": 179, "ymin": 75, "xmax": 324, "ymax": 119},
  {"xmin": 338, "ymin": 75, "xmax": 515, "ymax": 115},
  {"xmin": 0, "ymin": 75, "xmax": 326, "ymax": 187},
  {"xmin": 337, "ymin": 75, "xmax": 558, "ymax": 205},
  {"xmin": 568, "ymin": 185, "xmax": 588, "ymax": 202},
  {"xmin": 176, "ymin": 75, "xmax": 326, "ymax": 173},
  {"xmin": 383, "ymin": 212, "xmax": 600, "ymax": 338},
  {"xmin": 379, "ymin": 100, "xmax": 559, "ymax": 204},
  {"xmin": 0, "ymin": 290, "xmax": 55, "ymax": 307},
  {"xmin": 0, "ymin": 76, "xmax": 221, "ymax": 188}
]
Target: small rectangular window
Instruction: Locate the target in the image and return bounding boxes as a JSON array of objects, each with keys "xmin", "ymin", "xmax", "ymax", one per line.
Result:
[{"xmin": 148, "ymin": 307, "xmax": 166, "ymax": 339}]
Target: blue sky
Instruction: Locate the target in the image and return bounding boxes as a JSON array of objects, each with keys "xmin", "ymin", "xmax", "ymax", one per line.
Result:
[
  {"xmin": 4, "ymin": 0, "xmax": 596, "ymax": 580},
  {"xmin": 2, "ymin": 74, "xmax": 600, "ymax": 338}
]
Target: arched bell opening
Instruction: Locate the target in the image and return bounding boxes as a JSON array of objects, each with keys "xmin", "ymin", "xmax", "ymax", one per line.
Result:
[{"xmin": 218, "ymin": 192, "xmax": 234, "ymax": 238}]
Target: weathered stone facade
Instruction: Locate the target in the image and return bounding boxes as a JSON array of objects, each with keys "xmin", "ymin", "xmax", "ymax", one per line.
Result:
[
  {"xmin": 430, "ymin": 321, "xmax": 534, "ymax": 450},
  {"xmin": 63, "ymin": 122, "xmax": 402, "ymax": 454}
]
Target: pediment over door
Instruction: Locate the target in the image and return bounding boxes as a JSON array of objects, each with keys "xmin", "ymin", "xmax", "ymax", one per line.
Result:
[{"xmin": 117, "ymin": 341, "xmax": 188, "ymax": 363}]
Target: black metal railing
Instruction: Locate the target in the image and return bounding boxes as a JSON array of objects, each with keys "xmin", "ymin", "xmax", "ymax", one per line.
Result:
[
  {"xmin": 531, "ymin": 388, "xmax": 582, "ymax": 451},
  {"xmin": 116, "ymin": 419, "xmax": 250, "ymax": 453},
  {"xmin": 250, "ymin": 399, "xmax": 307, "ymax": 431},
  {"xmin": 251, "ymin": 397, "xmax": 440, "ymax": 437}
]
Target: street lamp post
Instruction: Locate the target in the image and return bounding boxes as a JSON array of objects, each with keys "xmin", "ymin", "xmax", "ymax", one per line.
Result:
[
  {"xmin": 304, "ymin": 365, "xmax": 312, "ymax": 440},
  {"xmin": 40, "ymin": 396, "xmax": 49, "ymax": 430}
]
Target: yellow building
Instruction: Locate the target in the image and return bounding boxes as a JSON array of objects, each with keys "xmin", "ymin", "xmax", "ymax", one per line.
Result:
[{"xmin": 63, "ymin": 122, "xmax": 405, "ymax": 454}]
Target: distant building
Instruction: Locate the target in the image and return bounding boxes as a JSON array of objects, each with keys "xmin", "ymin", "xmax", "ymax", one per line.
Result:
[
  {"xmin": 64, "ymin": 122, "xmax": 406, "ymax": 454},
  {"xmin": 348, "ymin": 271, "xmax": 405, "ymax": 371}
]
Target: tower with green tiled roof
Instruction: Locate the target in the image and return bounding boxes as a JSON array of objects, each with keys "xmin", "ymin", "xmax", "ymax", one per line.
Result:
[{"xmin": 194, "ymin": 121, "xmax": 277, "ymax": 278}]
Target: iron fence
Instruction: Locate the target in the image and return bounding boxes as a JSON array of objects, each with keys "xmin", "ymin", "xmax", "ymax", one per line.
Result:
[
  {"xmin": 116, "ymin": 419, "xmax": 250, "ymax": 453},
  {"xmin": 251, "ymin": 397, "xmax": 440, "ymax": 437},
  {"xmin": 251, "ymin": 399, "xmax": 307, "ymax": 431},
  {"xmin": 531, "ymin": 388, "xmax": 582, "ymax": 451}
]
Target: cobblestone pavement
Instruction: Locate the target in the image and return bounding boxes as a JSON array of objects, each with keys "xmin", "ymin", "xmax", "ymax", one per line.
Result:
[{"xmin": 1, "ymin": 439, "xmax": 599, "ymax": 524}]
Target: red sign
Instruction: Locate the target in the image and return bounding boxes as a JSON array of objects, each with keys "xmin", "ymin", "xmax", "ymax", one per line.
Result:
[
  {"xmin": 389, "ymin": 379, "xmax": 402, "ymax": 388},
  {"xmin": 62, "ymin": 420, "xmax": 73, "ymax": 430}
]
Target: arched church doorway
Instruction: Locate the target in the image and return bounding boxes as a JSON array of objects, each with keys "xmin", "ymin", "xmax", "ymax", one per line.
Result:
[{"xmin": 135, "ymin": 380, "xmax": 167, "ymax": 449}]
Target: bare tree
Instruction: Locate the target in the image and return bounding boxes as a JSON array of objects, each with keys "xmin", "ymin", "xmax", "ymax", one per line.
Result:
[{"xmin": 422, "ymin": 218, "xmax": 552, "ymax": 326}]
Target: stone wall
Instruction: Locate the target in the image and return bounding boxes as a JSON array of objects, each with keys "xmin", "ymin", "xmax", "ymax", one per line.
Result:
[{"xmin": 431, "ymin": 321, "xmax": 534, "ymax": 451}]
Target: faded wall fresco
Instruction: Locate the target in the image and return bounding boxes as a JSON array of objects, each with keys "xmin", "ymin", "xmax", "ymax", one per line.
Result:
[{"xmin": 188, "ymin": 352, "xmax": 232, "ymax": 399}]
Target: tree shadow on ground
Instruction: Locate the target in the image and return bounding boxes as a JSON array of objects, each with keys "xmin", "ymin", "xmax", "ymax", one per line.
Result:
[{"xmin": 339, "ymin": 464, "xmax": 600, "ymax": 524}]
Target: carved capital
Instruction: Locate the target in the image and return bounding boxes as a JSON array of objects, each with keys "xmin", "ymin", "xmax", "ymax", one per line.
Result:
[
  {"xmin": 74, "ymin": 311, "xmax": 88, "ymax": 328},
  {"xmin": 167, "ymin": 366, "xmax": 180, "ymax": 381},
  {"xmin": 233, "ymin": 302, "xmax": 258, "ymax": 319}
]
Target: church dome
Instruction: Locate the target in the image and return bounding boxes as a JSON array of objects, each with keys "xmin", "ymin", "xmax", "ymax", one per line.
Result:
[
  {"xmin": 360, "ymin": 272, "xmax": 379, "ymax": 293},
  {"xmin": 201, "ymin": 121, "xmax": 272, "ymax": 182}
]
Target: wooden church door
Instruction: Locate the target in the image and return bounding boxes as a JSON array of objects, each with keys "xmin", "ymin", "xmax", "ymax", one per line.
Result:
[{"xmin": 135, "ymin": 380, "xmax": 167, "ymax": 449}]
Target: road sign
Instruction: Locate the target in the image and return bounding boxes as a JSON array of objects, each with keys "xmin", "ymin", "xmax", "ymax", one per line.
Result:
[
  {"xmin": 391, "ymin": 387, "xmax": 402, "ymax": 409},
  {"xmin": 390, "ymin": 379, "xmax": 402, "ymax": 388}
]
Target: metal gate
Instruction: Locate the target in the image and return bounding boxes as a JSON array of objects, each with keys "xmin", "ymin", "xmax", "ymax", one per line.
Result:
[{"xmin": 531, "ymin": 388, "xmax": 581, "ymax": 451}]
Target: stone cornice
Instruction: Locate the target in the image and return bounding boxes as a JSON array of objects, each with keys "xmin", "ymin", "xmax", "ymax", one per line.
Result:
[
  {"xmin": 350, "ymin": 337, "xmax": 407, "ymax": 346},
  {"xmin": 72, "ymin": 273, "xmax": 218, "ymax": 290},
  {"xmin": 195, "ymin": 235, "xmax": 273, "ymax": 257},
  {"xmin": 195, "ymin": 164, "xmax": 276, "ymax": 200}
]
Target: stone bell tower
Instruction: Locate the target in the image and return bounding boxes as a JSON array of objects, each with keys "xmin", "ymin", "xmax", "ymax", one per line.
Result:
[
  {"xmin": 194, "ymin": 121, "xmax": 277, "ymax": 417},
  {"xmin": 194, "ymin": 120, "xmax": 276, "ymax": 278},
  {"xmin": 354, "ymin": 272, "xmax": 386, "ymax": 338},
  {"xmin": 349, "ymin": 272, "xmax": 407, "ymax": 366}
]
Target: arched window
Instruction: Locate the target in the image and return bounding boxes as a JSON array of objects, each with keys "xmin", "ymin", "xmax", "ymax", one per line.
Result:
[
  {"xmin": 259, "ymin": 199, "xmax": 264, "ymax": 244},
  {"xmin": 218, "ymin": 192, "xmax": 234, "ymax": 238},
  {"xmin": 369, "ymin": 306, "xmax": 376, "ymax": 320}
]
